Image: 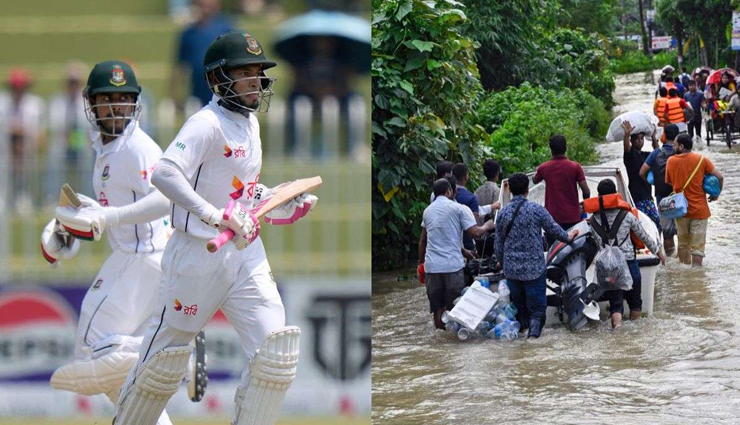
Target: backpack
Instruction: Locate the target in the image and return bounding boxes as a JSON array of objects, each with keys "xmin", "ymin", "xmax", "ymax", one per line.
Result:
[
  {"xmin": 650, "ymin": 147, "xmax": 674, "ymax": 198},
  {"xmin": 589, "ymin": 209, "xmax": 633, "ymax": 291}
]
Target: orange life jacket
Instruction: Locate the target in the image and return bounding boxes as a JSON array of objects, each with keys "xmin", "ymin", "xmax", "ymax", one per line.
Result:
[
  {"xmin": 665, "ymin": 97, "xmax": 685, "ymax": 123},
  {"xmin": 582, "ymin": 194, "xmax": 647, "ymax": 250},
  {"xmin": 664, "ymin": 81, "xmax": 676, "ymax": 92},
  {"xmin": 654, "ymin": 97, "xmax": 668, "ymax": 123}
]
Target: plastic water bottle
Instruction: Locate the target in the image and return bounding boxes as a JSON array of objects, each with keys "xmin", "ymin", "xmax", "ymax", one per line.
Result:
[
  {"xmin": 446, "ymin": 321, "xmax": 461, "ymax": 333},
  {"xmin": 493, "ymin": 320, "xmax": 520, "ymax": 340},
  {"xmin": 476, "ymin": 320, "xmax": 492, "ymax": 337},
  {"xmin": 475, "ymin": 277, "xmax": 490, "ymax": 289},
  {"xmin": 484, "ymin": 310, "xmax": 498, "ymax": 323},
  {"xmin": 503, "ymin": 303, "xmax": 518, "ymax": 320},
  {"xmin": 497, "ymin": 280, "xmax": 511, "ymax": 305},
  {"xmin": 441, "ymin": 311, "xmax": 450, "ymax": 324},
  {"xmin": 457, "ymin": 327, "xmax": 472, "ymax": 341}
]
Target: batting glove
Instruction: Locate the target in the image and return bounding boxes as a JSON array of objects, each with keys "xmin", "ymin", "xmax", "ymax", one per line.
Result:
[
  {"xmin": 203, "ymin": 201, "xmax": 260, "ymax": 250},
  {"xmin": 266, "ymin": 193, "xmax": 317, "ymax": 225},
  {"xmin": 41, "ymin": 219, "xmax": 80, "ymax": 264},
  {"xmin": 55, "ymin": 194, "xmax": 121, "ymax": 241}
]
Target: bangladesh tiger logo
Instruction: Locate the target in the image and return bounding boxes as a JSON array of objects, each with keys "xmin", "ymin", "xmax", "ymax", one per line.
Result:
[{"xmin": 110, "ymin": 65, "xmax": 126, "ymax": 87}]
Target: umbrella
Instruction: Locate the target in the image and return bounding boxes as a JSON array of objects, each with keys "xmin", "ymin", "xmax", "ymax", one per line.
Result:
[
  {"xmin": 273, "ymin": 10, "xmax": 371, "ymax": 73},
  {"xmin": 706, "ymin": 67, "xmax": 739, "ymax": 86}
]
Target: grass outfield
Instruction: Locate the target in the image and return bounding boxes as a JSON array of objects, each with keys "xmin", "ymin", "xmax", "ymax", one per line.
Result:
[{"xmin": 0, "ymin": 417, "xmax": 370, "ymax": 425}]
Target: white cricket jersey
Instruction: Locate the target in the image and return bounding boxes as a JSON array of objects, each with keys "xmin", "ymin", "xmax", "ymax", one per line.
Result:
[
  {"xmin": 161, "ymin": 96, "xmax": 262, "ymax": 240},
  {"xmin": 91, "ymin": 122, "xmax": 169, "ymax": 254}
]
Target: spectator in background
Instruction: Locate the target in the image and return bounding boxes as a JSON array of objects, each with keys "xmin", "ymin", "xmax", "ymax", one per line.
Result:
[
  {"xmin": 171, "ymin": 0, "xmax": 233, "ymax": 108},
  {"xmin": 0, "ymin": 68, "xmax": 45, "ymax": 212},
  {"xmin": 46, "ymin": 62, "xmax": 91, "ymax": 204},
  {"xmin": 533, "ymin": 135, "xmax": 590, "ymax": 247}
]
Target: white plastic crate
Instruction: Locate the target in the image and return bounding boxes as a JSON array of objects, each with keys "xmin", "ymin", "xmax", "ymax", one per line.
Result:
[{"xmin": 448, "ymin": 282, "xmax": 499, "ymax": 331}]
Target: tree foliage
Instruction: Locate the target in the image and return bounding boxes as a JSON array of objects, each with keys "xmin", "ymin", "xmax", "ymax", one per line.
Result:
[
  {"xmin": 474, "ymin": 83, "xmax": 603, "ymax": 176},
  {"xmin": 371, "ymin": 0, "xmax": 485, "ymax": 269}
]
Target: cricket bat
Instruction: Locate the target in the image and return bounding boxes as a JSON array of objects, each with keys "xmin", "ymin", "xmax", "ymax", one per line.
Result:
[
  {"xmin": 59, "ymin": 183, "xmax": 82, "ymax": 209},
  {"xmin": 55, "ymin": 183, "xmax": 83, "ymax": 248},
  {"xmin": 206, "ymin": 176, "xmax": 322, "ymax": 253}
]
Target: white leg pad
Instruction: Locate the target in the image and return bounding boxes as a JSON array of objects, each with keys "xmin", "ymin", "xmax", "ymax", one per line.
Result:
[
  {"xmin": 50, "ymin": 351, "xmax": 139, "ymax": 396},
  {"xmin": 114, "ymin": 346, "xmax": 191, "ymax": 425},
  {"xmin": 233, "ymin": 326, "xmax": 301, "ymax": 425}
]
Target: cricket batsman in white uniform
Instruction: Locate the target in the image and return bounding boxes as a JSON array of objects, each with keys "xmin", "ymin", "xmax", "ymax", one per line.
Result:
[
  {"xmin": 41, "ymin": 61, "xmax": 175, "ymax": 424},
  {"xmin": 113, "ymin": 32, "xmax": 314, "ymax": 425}
]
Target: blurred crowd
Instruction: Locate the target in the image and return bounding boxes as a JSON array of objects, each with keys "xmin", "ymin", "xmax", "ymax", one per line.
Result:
[{"xmin": 0, "ymin": 0, "xmax": 370, "ymax": 213}]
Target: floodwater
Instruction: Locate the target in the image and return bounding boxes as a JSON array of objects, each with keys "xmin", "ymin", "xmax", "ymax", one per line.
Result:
[{"xmin": 371, "ymin": 71, "xmax": 740, "ymax": 424}]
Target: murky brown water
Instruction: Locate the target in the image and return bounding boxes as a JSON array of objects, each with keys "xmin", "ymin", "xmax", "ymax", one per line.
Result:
[{"xmin": 372, "ymin": 71, "xmax": 740, "ymax": 424}]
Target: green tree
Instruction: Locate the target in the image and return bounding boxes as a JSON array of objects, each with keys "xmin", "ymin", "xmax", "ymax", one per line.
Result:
[{"xmin": 372, "ymin": 0, "xmax": 485, "ymax": 269}]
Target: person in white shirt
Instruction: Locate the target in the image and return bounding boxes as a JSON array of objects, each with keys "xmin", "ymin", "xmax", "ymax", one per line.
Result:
[
  {"xmin": 42, "ymin": 61, "xmax": 174, "ymax": 425},
  {"xmin": 0, "ymin": 68, "xmax": 45, "ymax": 212},
  {"xmin": 113, "ymin": 33, "xmax": 316, "ymax": 425}
]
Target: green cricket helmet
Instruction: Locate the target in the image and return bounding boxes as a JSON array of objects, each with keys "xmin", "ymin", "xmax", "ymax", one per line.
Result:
[
  {"xmin": 203, "ymin": 32, "xmax": 277, "ymax": 113},
  {"xmin": 83, "ymin": 60, "xmax": 142, "ymax": 138}
]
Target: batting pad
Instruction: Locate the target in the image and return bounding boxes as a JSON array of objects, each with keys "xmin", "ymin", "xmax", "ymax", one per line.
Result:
[
  {"xmin": 233, "ymin": 326, "xmax": 301, "ymax": 425},
  {"xmin": 114, "ymin": 346, "xmax": 190, "ymax": 425},
  {"xmin": 50, "ymin": 351, "xmax": 138, "ymax": 396}
]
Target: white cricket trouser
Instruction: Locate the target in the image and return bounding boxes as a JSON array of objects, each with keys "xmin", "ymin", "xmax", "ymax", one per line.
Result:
[
  {"xmin": 130, "ymin": 229, "xmax": 285, "ymax": 388},
  {"xmin": 73, "ymin": 249, "xmax": 172, "ymax": 425}
]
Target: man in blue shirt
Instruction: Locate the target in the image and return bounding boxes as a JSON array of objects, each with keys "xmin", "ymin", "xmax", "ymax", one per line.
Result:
[
  {"xmin": 640, "ymin": 124, "xmax": 679, "ymax": 256},
  {"xmin": 452, "ymin": 163, "xmax": 498, "ymax": 254},
  {"xmin": 494, "ymin": 173, "xmax": 579, "ymax": 338},
  {"xmin": 419, "ymin": 177, "xmax": 494, "ymax": 329},
  {"xmin": 172, "ymin": 0, "xmax": 233, "ymax": 107},
  {"xmin": 684, "ymin": 80, "xmax": 705, "ymax": 140}
]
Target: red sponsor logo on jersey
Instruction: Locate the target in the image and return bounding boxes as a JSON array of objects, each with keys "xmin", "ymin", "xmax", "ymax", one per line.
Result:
[
  {"xmin": 141, "ymin": 164, "xmax": 155, "ymax": 180},
  {"xmin": 246, "ymin": 174, "xmax": 259, "ymax": 198},
  {"xmin": 230, "ymin": 176, "xmax": 245, "ymax": 200},
  {"xmin": 98, "ymin": 191, "xmax": 109, "ymax": 206},
  {"xmin": 174, "ymin": 298, "xmax": 197, "ymax": 315},
  {"xmin": 224, "ymin": 145, "xmax": 246, "ymax": 158}
]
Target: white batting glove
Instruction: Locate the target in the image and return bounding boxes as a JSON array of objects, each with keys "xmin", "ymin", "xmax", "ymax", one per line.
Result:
[
  {"xmin": 224, "ymin": 201, "xmax": 260, "ymax": 250},
  {"xmin": 41, "ymin": 219, "xmax": 80, "ymax": 264},
  {"xmin": 203, "ymin": 202, "xmax": 260, "ymax": 250},
  {"xmin": 55, "ymin": 194, "xmax": 120, "ymax": 241},
  {"xmin": 264, "ymin": 193, "xmax": 318, "ymax": 225}
]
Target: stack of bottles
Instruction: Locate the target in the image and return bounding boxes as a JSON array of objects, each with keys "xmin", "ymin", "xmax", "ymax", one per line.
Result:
[{"xmin": 442, "ymin": 278, "xmax": 521, "ymax": 341}]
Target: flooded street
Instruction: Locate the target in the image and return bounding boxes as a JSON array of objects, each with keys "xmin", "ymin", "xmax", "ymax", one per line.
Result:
[{"xmin": 372, "ymin": 71, "xmax": 740, "ymax": 424}]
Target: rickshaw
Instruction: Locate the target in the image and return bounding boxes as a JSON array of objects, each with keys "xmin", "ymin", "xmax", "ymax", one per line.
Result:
[{"xmin": 704, "ymin": 68, "xmax": 740, "ymax": 148}]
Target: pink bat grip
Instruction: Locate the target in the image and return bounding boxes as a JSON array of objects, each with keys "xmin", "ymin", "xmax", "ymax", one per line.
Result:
[
  {"xmin": 206, "ymin": 200, "xmax": 237, "ymax": 253},
  {"xmin": 207, "ymin": 229, "xmax": 235, "ymax": 253}
]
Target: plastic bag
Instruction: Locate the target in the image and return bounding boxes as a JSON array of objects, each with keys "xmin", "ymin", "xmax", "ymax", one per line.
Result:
[
  {"xmin": 594, "ymin": 246, "xmax": 632, "ymax": 291},
  {"xmin": 703, "ymin": 174, "xmax": 721, "ymax": 197},
  {"xmin": 606, "ymin": 111, "xmax": 656, "ymax": 143}
]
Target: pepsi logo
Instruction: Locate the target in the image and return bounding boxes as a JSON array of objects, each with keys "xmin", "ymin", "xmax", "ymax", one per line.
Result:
[{"xmin": 0, "ymin": 289, "xmax": 77, "ymax": 380}]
